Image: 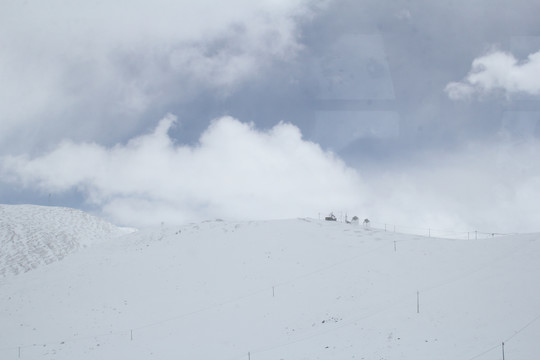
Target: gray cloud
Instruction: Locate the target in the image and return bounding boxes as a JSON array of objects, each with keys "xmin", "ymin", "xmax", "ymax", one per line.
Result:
[{"xmin": 0, "ymin": 0, "xmax": 322, "ymax": 153}]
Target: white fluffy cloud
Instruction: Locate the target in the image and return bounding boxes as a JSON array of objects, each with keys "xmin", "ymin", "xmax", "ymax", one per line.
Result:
[
  {"xmin": 2, "ymin": 114, "xmax": 540, "ymax": 234},
  {"xmin": 446, "ymin": 49, "xmax": 540, "ymax": 100},
  {"xmin": 1, "ymin": 115, "xmax": 363, "ymax": 226},
  {"xmin": 0, "ymin": 0, "xmax": 322, "ymax": 152}
]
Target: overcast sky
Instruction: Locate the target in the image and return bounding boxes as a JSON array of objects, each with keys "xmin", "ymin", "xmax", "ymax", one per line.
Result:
[{"xmin": 1, "ymin": 0, "xmax": 540, "ymax": 232}]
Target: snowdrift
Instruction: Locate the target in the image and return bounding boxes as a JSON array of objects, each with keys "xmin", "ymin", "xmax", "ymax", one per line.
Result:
[
  {"xmin": 0, "ymin": 209, "xmax": 539, "ymax": 360},
  {"xmin": 0, "ymin": 204, "xmax": 133, "ymax": 277}
]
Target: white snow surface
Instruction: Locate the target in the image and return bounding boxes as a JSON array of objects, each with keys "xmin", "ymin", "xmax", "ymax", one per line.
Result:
[
  {"xmin": 0, "ymin": 204, "xmax": 134, "ymax": 277},
  {"xmin": 0, "ymin": 207, "xmax": 539, "ymax": 360}
]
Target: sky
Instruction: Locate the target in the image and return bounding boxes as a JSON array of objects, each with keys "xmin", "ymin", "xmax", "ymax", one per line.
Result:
[{"xmin": 1, "ymin": 0, "xmax": 540, "ymax": 231}]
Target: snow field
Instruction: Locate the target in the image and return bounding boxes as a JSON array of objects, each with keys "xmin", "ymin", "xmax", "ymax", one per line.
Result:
[{"xmin": 0, "ymin": 212, "xmax": 539, "ymax": 359}]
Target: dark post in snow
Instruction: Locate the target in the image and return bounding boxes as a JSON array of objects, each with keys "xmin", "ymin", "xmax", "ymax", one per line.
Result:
[
  {"xmin": 248, "ymin": 351, "xmax": 251, "ymax": 360},
  {"xmin": 502, "ymin": 342, "xmax": 505, "ymax": 360},
  {"xmin": 417, "ymin": 291, "xmax": 420, "ymax": 314},
  {"xmin": 131, "ymin": 330, "xmax": 133, "ymax": 341},
  {"xmin": 272, "ymin": 286, "xmax": 275, "ymax": 297}
]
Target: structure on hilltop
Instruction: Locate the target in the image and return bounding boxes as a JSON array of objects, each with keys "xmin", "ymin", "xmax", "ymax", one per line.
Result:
[{"xmin": 325, "ymin": 213, "xmax": 337, "ymax": 221}]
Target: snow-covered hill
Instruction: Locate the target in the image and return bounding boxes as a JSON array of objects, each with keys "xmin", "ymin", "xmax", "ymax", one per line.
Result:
[
  {"xmin": 0, "ymin": 210, "xmax": 539, "ymax": 360},
  {"xmin": 0, "ymin": 204, "xmax": 133, "ymax": 277}
]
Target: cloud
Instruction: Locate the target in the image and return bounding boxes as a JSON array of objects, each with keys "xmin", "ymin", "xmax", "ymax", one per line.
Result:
[
  {"xmin": 1, "ymin": 115, "xmax": 363, "ymax": 226},
  {"xmin": 446, "ymin": 49, "xmax": 540, "ymax": 100},
  {"xmin": 0, "ymin": 0, "xmax": 323, "ymax": 152},
  {"xmin": 2, "ymin": 114, "xmax": 540, "ymax": 234},
  {"xmin": 363, "ymin": 138, "xmax": 540, "ymax": 233}
]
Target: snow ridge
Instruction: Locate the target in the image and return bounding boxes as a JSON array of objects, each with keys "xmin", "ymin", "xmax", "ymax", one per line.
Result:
[{"xmin": 0, "ymin": 204, "xmax": 132, "ymax": 277}]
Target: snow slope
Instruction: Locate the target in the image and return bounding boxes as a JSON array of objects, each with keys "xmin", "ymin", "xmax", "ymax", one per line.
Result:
[
  {"xmin": 0, "ymin": 212, "xmax": 539, "ymax": 360},
  {"xmin": 0, "ymin": 205, "xmax": 133, "ymax": 277}
]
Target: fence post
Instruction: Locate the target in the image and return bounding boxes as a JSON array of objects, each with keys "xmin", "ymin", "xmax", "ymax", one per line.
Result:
[
  {"xmin": 502, "ymin": 342, "xmax": 505, "ymax": 360},
  {"xmin": 417, "ymin": 291, "xmax": 420, "ymax": 314}
]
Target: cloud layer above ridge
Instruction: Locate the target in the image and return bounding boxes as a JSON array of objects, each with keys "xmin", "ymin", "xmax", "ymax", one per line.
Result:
[
  {"xmin": 2, "ymin": 115, "xmax": 540, "ymax": 234},
  {"xmin": 1, "ymin": 115, "xmax": 363, "ymax": 226}
]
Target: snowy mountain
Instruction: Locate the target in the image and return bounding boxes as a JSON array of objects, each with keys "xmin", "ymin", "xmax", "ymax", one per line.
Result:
[
  {"xmin": 0, "ymin": 208, "xmax": 539, "ymax": 360},
  {"xmin": 0, "ymin": 204, "xmax": 133, "ymax": 277}
]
